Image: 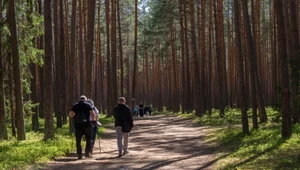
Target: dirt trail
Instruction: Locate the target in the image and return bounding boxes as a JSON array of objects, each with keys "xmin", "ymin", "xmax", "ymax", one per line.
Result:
[{"xmin": 42, "ymin": 115, "xmax": 218, "ymax": 170}]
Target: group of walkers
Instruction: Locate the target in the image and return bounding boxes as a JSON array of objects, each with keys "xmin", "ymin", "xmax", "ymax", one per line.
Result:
[
  {"xmin": 68, "ymin": 95, "xmax": 101, "ymax": 159},
  {"xmin": 69, "ymin": 95, "xmax": 134, "ymax": 159},
  {"xmin": 133, "ymin": 103, "xmax": 152, "ymax": 117}
]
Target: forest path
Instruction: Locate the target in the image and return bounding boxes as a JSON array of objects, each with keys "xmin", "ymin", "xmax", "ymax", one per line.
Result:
[{"xmin": 42, "ymin": 115, "xmax": 219, "ymax": 170}]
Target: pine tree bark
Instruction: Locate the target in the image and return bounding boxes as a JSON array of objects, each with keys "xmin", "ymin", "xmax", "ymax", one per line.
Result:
[
  {"xmin": 44, "ymin": 0, "xmax": 55, "ymax": 140},
  {"xmin": 0, "ymin": 0, "xmax": 8, "ymax": 140},
  {"xmin": 68, "ymin": 0, "xmax": 76, "ymax": 130},
  {"xmin": 53, "ymin": 0, "xmax": 60, "ymax": 121},
  {"xmin": 58, "ymin": 0, "xmax": 66, "ymax": 127},
  {"xmin": 117, "ymin": 0, "xmax": 124, "ymax": 97},
  {"xmin": 111, "ymin": 0, "xmax": 117, "ymax": 109},
  {"xmin": 68, "ymin": 0, "xmax": 77, "ymax": 114},
  {"xmin": 7, "ymin": 0, "xmax": 25, "ymax": 140},
  {"xmin": 183, "ymin": 0, "xmax": 192, "ymax": 112},
  {"xmin": 275, "ymin": 0, "xmax": 292, "ymax": 138},
  {"xmin": 241, "ymin": 0, "xmax": 267, "ymax": 124},
  {"xmin": 38, "ymin": 0, "xmax": 45, "ymax": 119},
  {"xmin": 213, "ymin": 0, "xmax": 225, "ymax": 117},
  {"xmin": 79, "ymin": 0, "xmax": 85, "ymax": 95},
  {"xmin": 234, "ymin": 0, "xmax": 249, "ymax": 134},
  {"xmin": 178, "ymin": 0, "xmax": 186, "ymax": 113},
  {"xmin": 131, "ymin": 0, "xmax": 138, "ymax": 111},
  {"xmin": 85, "ymin": 0, "xmax": 96, "ymax": 98},
  {"xmin": 105, "ymin": 0, "xmax": 112, "ymax": 115},
  {"xmin": 200, "ymin": 0, "xmax": 207, "ymax": 114},
  {"xmin": 288, "ymin": 0, "xmax": 300, "ymax": 123},
  {"xmin": 189, "ymin": 0, "xmax": 202, "ymax": 116}
]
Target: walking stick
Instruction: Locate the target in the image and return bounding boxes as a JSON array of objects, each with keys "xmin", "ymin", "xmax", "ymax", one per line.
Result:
[
  {"xmin": 97, "ymin": 121, "xmax": 102, "ymax": 153},
  {"xmin": 98, "ymin": 135, "xmax": 101, "ymax": 153}
]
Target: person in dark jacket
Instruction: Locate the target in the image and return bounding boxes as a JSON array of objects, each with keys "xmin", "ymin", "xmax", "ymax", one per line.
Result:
[
  {"xmin": 69, "ymin": 95, "xmax": 96, "ymax": 159},
  {"xmin": 114, "ymin": 97, "xmax": 134, "ymax": 157},
  {"xmin": 138, "ymin": 102, "xmax": 144, "ymax": 117}
]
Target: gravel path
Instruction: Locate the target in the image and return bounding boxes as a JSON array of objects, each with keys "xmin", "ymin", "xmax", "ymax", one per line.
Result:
[{"xmin": 42, "ymin": 115, "xmax": 218, "ymax": 170}]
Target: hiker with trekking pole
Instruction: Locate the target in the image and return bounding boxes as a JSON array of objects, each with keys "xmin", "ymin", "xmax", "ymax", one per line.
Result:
[
  {"xmin": 68, "ymin": 95, "xmax": 96, "ymax": 159},
  {"xmin": 86, "ymin": 99, "xmax": 102, "ymax": 155}
]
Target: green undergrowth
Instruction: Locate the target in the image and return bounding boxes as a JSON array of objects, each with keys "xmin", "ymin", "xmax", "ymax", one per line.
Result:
[
  {"xmin": 0, "ymin": 114, "xmax": 114, "ymax": 170},
  {"xmin": 177, "ymin": 107, "xmax": 300, "ymax": 170}
]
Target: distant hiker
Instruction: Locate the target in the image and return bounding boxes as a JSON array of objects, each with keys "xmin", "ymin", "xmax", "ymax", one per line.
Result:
[
  {"xmin": 114, "ymin": 97, "xmax": 134, "ymax": 157},
  {"xmin": 133, "ymin": 105, "xmax": 139, "ymax": 116},
  {"xmin": 138, "ymin": 102, "xmax": 144, "ymax": 117},
  {"xmin": 69, "ymin": 95, "xmax": 96, "ymax": 159},
  {"xmin": 144, "ymin": 106, "xmax": 152, "ymax": 116},
  {"xmin": 148, "ymin": 106, "xmax": 152, "ymax": 115},
  {"xmin": 86, "ymin": 99, "xmax": 101, "ymax": 154}
]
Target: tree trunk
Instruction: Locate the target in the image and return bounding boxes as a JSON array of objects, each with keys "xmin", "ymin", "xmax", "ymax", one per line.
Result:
[
  {"xmin": 68, "ymin": 0, "xmax": 77, "ymax": 133},
  {"xmin": 117, "ymin": 0, "xmax": 124, "ymax": 97},
  {"xmin": 275, "ymin": 0, "xmax": 292, "ymax": 138},
  {"xmin": 189, "ymin": 0, "xmax": 202, "ymax": 116},
  {"xmin": 79, "ymin": 0, "xmax": 85, "ymax": 95},
  {"xmin": 183, "ymin": 0, "xmax": 192, "ymax": 112},
  {"xmin": 38, "ymin": 0, "xmax": 45, "ymax": 119},
  {"xmin": 178, "ymin": 0, "xmax": 186, "ymax": 113},
  {"xmin": 85, "ymin": 0, "xmax": 96, "ymax": 98},
  {"xmin": 53, "ymin": 0, "xmax": 60, "ymax": 122},
  {"xmin": 44, "ymin": 0, "xmax": 55, "ymax": 140},
  {"xmin": 131, "ymin": 0, "xmax": 138, "ymax": 111},
  {"xmin": 105, "ymin": 0, "xmax": 112, "ymax": 115},
  {"xmin": 0, "ymin": 0, "xmax": 8, "ymax": 140},
  {"xmin": 234, "ymin": 0, "xmax": 249, "ymax": 134},
  {"xmin": 213, "ymin": 0, "xmax": 225, "ymax": 117},
  {"xmin": 58, "ymin": 0, "xmax": 66, "ymax": 127},
  {"xmin": 7, "ymin": 0, "xmax": 25, "ymax": 140},
  {"xmin": 200, "ymin": 0, "xmax": 207, "ymax": 114},
  {"xmin": 207, "ymin": 0, "xmax": 213, "ymax": 115},
  {"xmin": 111, "ymin": 0, "xmax": 117, "ymax": 109},
  {"xmin": 288, "ymin": 0, "xmax": 300, "ymax": 123},
  {"xmin": 241, "ymin": 0, "xmax": 267, "ymax": 123}
]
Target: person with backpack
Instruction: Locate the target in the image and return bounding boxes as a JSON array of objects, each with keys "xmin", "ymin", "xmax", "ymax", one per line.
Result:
[
  {"xmin": 138, "ymin": 102, "xmax": 144, "ymax": 117},
  {"xmin": 114, "ymin": 97, "xmax": 134, "ymax": 157},
  {"xmin": 86, "ymin": 99, "xmax": 101, "ymax": 155},
  {"xmin": 69, "ymin": 95, "xmax": 96, "ymax": 159}
]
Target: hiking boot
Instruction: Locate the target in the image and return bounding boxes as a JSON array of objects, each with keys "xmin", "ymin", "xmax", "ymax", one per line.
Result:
[
  {"xmin": 85, "ymin": 154, "xmax": 92, "ymax": 158},
  {"xmin": 78, "ymin": 154, "xmax": 82, "ymax": 160},
  {"xmin": 122, "ymin": 150, "xmax": 129, "ymax": 155}
]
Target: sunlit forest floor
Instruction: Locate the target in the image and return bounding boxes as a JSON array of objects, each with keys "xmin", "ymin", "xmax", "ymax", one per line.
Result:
[
  {"xmin": 1, "ymin": 108, "xmax": 299, "ymax": 169},
  {"xmin": 42, "ymin": 115, "xmax": 217, "ymax": 170}
]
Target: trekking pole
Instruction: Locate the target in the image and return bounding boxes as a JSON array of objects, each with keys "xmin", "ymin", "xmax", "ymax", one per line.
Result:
[{"xmin": 98, "ymin": 136, "xmax": 101, "ymax": 153}]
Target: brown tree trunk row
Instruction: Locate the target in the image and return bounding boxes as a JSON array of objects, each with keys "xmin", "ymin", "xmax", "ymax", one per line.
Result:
[{"xmin": 1, "ymin": 0, "xmax": 299, "ymax": 140}]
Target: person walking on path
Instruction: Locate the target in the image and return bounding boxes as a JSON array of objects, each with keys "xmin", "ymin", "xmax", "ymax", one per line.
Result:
[
  {"xmin": 138, "ymin": 102, "xmax": 144, "ymax": 117},
  {"xmin": 86, "ymin": 99, "xmax": 101, "ymax": 154},
  {"xmin": 69, "ymin": 95, "xmax": 96, "ymax": 159},
  {"xmin": 113, "ymin": 97, "xmax": 134, "ymax": 157}
]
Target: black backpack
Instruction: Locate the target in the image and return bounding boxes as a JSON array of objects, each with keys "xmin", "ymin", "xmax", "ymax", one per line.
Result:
[{"xmin": 75, "ymin": 109, "xmax": 88, "ymax": 124}]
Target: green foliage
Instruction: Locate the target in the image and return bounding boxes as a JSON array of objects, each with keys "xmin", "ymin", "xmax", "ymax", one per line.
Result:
[
  {"xmin": 164, "ymin": 107, "xmax": 299, "ymax": 169},
  {"xmin": 0, "ymin": 131, "xmax": 74, "ymax": 170},
  {"xmin": 208, "ymin": 108, "xmax": 300, "ymax": 170},
  {"xmin": 0, "ymin": 114, "xmax": 114, "ymax": 170},
  {"xmin": 23, "ymin": 100, "xmax": 39, "ymax": 116},
  {"xmin": 179, "ymin": 107, "xmax": 243, "ymax": 126},
  {"xmin": 2, "ymin": 1, "xmax": 44, "ymax": 96}
]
